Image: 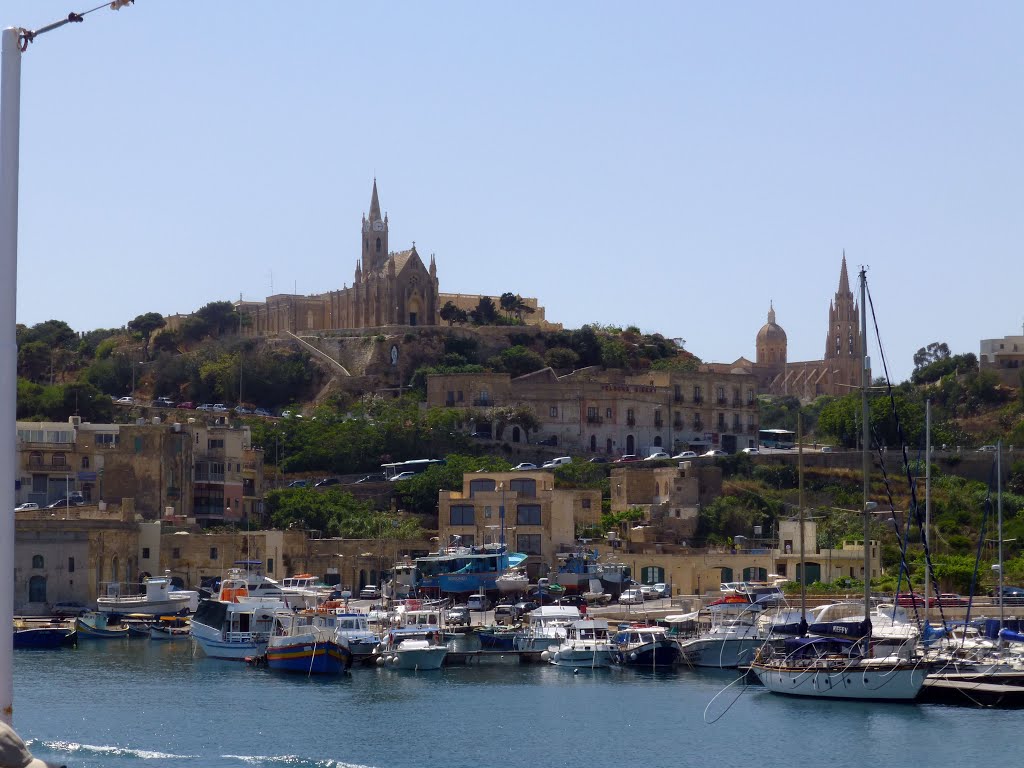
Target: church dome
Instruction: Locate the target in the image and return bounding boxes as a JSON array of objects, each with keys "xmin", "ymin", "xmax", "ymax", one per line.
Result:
[{"xmin": 757, "ymin": 305, "xmax": 787, "ymax": 344}]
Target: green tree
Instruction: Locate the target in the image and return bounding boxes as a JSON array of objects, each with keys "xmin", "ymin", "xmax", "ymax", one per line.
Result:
[
  {"xmin": 469, "ymin": 297, "xmax": 499, "ymax": 325},
  {"xmin": 396, "ymin": 454, "xmax": 513, "ymax": 515},
  {"xmin": 499, "ymin": 292, "xmax": 518, "ymax": 320},
  {"xmin": 439, "ymin": 301, "xmax": 468, "ymax": 326},
  {"xmin": 544, "ymin": 347, "xmax": 579, "ymax": 371},
  {"xmin": 493, "ymin": 345, "xmax": 545, "ymax": 378},
  {"xmin": 127, "ymin": 312, "xmax": 167, "ymax": 359},
  {"xmin": 913, "ymin": 342, "xmax": 951, "ymax": 372}
]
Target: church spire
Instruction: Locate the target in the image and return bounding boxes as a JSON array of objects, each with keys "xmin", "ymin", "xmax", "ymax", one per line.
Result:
[
  {"xmin": 767, "ymin": 301, "xmax": 776, "ymax": 325},
  {"xmin": 838, "ymin": 250, "xmax": 850, "ymax": 295},
  {"xmin": 369, "ymin": 178, "xmax": 382, "ymax": 221}
]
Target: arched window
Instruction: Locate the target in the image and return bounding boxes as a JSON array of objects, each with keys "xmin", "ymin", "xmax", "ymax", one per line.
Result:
[
  {"xmin": 375, "ymin": 237, "xmax": 381, "ymax": 253},
  {"xmin": 81, "ymin": 456, "xmax": 90, "ymax": 469},
  {"xmin": 111, "ymin": 555, "xmax": 119, "ymax": 584},
  {"xmin": 29, "ymin": 451, "xmax": 42, "ymax": 467},
  {"xmin": 29, "ymin": 576, "xmax": 46, "ymax": 603},
  {"xmin": 511, "ymin": 426, "xmax": 521, "ymax": 443},
  {"xmin": 32, "ymin": 555, "xmax": 44, "ymax": 569}
]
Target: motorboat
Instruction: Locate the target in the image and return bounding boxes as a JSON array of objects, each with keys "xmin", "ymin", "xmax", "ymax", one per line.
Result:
[
  {"xmin": 612, "ymin": 624, "xmax": 682, "ymax": 669},
  {"xmin": 148, "ymin": 616, "xmax": 190, "ymax": 641},
  {"xmin": 266, "ymin": 610, "xmax": 352, "ymax": 675},
  {"xmin": 96, "ymin": 572, "xmax": 199, "ymax": 616},
  {"xmin": 675, "ymin": 600, "xmax": 765, "ymax": 668},
  {"xmin": 495, "ymin": 569, "xmax": 530, "ymax": 594},
  {"xmin": 333, "ymin": 610, "xmax": 383, "ymax": 661},
  {"xmin": 549, "ymin": 619, "xmax": 615, "ymax": 669},
  {"xmin": 379, "ymin": 628, "xmax": 448, "ymax": 670},
  {"xmin": 513, "ymin": 605, "xmax": 580, "ymax": 652},
  {"xmin": 189, "ymin": 569, "xmax": 288, "ymax": 660}
]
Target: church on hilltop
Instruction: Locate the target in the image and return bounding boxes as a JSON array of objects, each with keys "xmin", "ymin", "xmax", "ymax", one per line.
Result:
[
  {"xmin": 231, "ymin": 180, "xmax": 548, "ymax": 336},
  {"xmin": 707, "ymin": 255, "xmax": 865, "ymax": 399}
]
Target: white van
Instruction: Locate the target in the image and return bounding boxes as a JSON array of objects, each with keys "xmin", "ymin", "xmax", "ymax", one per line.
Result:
[
  {"xmin": 541, "ymin": 456, "xmax": 573, "ymax": 469},
  {"xmin": 466, "ymin": 594, "xmax": 492, "ymax": 611}
]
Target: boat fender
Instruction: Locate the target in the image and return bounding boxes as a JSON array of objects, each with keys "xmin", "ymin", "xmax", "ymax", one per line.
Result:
[{"xmin": 376, "ymin": 656, "xmax": 385, "ymax": 666}]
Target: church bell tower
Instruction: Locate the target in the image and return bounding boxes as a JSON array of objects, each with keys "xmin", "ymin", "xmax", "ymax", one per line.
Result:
[{"xmin": 361, "ymin": 179, "xmax": 389, "ymax": 275}]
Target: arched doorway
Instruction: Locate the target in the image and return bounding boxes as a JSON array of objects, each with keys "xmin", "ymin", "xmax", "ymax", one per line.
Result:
[
  {"xmin": 719, "ymin": 567, "xmax": 733, "ymax": 583},
  {"xmin": 606, "ymin": 438, "xmax": 613, "ymax": 454},
  {"xmin": 29, "ymin": 575, "xmax": 46, "ymax": 603},
  {"xmin": 742, "ymin": 567, "xmax": 768, "ymax": 582},
  {"xmin": 511, "ymin": 426, "xmax": 521, "ymax": 443},
  {"xmin": 590, "ymin": 435, "xmax": 597, "ymax": 451},
  {"xmin": 654, "ymin": 436, "xmax": 662, "ymax": 447},
  {"xmin": 626, "ymin": 435, "xmax": 635, "ymax": 454},
  {"xmin": 358, "ymin": 569, "xmax": 367, "ymax": 590}
]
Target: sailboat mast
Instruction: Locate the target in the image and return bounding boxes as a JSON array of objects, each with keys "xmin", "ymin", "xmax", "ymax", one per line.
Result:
[
  {"xmin": 798, "ymin": 412, "xmax": 806, "ymax": 624},
  {"xmin": 924, "ymin": 399, "xmax": 932, "ymax": 611},
  {"xmin": 860, "ymin": 267, "xmax": 872, "ymax": 621},
  {"xmin": 998, "ymin": 439, "xmax": 1004, "ymax": 632}
]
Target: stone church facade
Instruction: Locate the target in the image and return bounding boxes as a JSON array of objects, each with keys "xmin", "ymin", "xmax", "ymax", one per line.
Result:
[
  {"xmin": 708, "ymin": 256, "xmax": 865, "ymax": 399},
  {"xmin": 237, "ymin": 181, "xmax": 440, "ymax": 335}
]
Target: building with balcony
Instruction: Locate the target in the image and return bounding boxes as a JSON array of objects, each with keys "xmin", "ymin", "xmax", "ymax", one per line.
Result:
[
  {"xmin": 426, "ymin": 367, "xmax": 759, "ymax": 457},
  {"xmin": 438, "ymin": 471, "xmax": 601, "ymax": 580}
]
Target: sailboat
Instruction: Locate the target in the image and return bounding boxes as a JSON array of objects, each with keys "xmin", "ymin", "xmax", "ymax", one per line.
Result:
[{"xmin": 750, "ymin": 266, "xmax": 929, "ymax": 701}]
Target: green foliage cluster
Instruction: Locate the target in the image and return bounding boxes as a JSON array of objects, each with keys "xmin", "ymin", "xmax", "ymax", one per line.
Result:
[
  {"xmin": 264, "ymin": 487, "xmax": 423, "ymax": 539},
  {"xmin": 17, "ymin": 379, "xmax": 113, "ymax": 423},
  {"xmin": 393, "ymin": 453, "xmax": 515, "ymax": 515}
]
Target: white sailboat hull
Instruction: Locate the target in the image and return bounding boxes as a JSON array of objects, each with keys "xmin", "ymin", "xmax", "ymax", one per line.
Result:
[
  {"xmin": 752, "ymin": 660, "xmax": 927, "ymax": 700},
  {"xmin": 676, "ymin": 637, "xmax": 762, "ymax": 668}
]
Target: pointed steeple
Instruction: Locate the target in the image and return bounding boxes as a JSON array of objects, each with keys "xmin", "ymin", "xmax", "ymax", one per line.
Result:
[
  {"xmin": 369, "ymin": 178, "xmax": 382, "ymax": 221},
  {"xmin": 767, "ymin": 301, "xmax": 776, "ymax": 325},
  {"xmin": 838, "ymin": 250, "xmax": 850, "ymax": 295}
]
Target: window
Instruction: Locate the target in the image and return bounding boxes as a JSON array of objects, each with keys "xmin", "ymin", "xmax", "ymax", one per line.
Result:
[
  {"xmin": 28, "ymin": 451, "xmax": 42, "ymax": 467},
  {"xmin": 605, "ymin": 407, "xmax": 612, "ymax": 419},
  {"xmin": 32, "ymin": 555, "xmax": 44, "ymax": 569},
  {"xmin": 693, "ymin": 386, "xmax": 702, "ymax": 402},
  {"xmin": 68, "ymin": 557, "xmax": 74, "ymax": 573},
  {"xmin": 457, "ymin": 390, "xmax": 464, "ymax": 402},
  {"xmin": 141, "ymin": 547, "xmax": 150, "ymax": 559},
  {"xmin": 587, "ymin": 406, "xmax": 598, "ymax": 421},
  {"xmin": 52, "ymin": 453, "xmax": 66, "ymax": 467},
  {"xmin": 582, "ymin": 498, "xmax": 591, "ymax": 509},
  {"xmin": 550, "ymin": 406, "xmax": 558, "ymax": 418},
  {"xmin": 208, "ymin": 439, "xmax": 224, "ymax": 449},
  {"xmin": 172, "ymin": 547, "xmax": 180, "ymax": 559},
  {"xmin": 459, "ymin": 535, "xmax": 475, "ymax": 547},
  {"xmin": 469, "ymin": 478, "xmax": 496, "ymax": 497},
  {"xmin": 509, "ymin": 478, "xmax": 536, "ymax": 497},
  {"xmin": 716, "ymin": 386, "xmax": 725, "ymax": 404},
  {"xmin": 517, "ymin": 504, "xmax": 542, "ymax": 526},
  {"xmin": 674, "ymin": 384, "xmax": 682, "ymax": 402},
  {"xmin": 210, "ymin": 547, "xmax": 218, "ymax": 560},
  {"xmin": 717, "ymin": 414, "xmax": 726, "ymax": 429},
  {"xmin": 376, "ymin": 237, "xmax": 381, "ymax": 253},
  {"xmin": 517, "ymin": 534, "xmax": 542, "ymax": 555},
  {"xmin": 450, "ymin": 505, "xmax": 475, "ymax": 526},
  {"xmin": 747, "ymin": 388, "xmax": 755, "ymax": 404},
  {"xmin": 267, "ymin": 558, "xmax": 274, "ymax": 573},
  {"xmin": 641, "ymin": 566, "xmax": 665, "ymax": 584},
  {"xmin": 81, "ymin": 456, "xmax": 90, "ymax": 469}
]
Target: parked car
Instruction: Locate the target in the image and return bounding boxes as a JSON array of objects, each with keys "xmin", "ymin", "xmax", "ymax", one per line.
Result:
[
  {"xmin": 819, "ymin": 446, "xmax": 835, "ymax": 453},
  {"xmin": 353, "ymin": 473, "xmax": 388, "ymax": 484},
  {"xmin": 253, "ymin": 407, "xmax": 272, "ymax": 417},
  {"xmin": 154, "ymin": 397, "xmax": 176, "ymax": 408},
  {"xmin": 936, "ymin": 593, "xmax": 969, "ymax": 607},
  {"xmin": 645, "ymin": 451, "xmax": 671, "ymax": 461},
  {"xmin": 618, "ymin": 588, "xmax": 645, "ymax": 605},
  {"xmin": 115, "ymin": 396, "xmax": 135, "ymax": 405},
  {"xmin": 212, "ymin": 404, "xmax": 229, "ymax": 412},
  {"xmin": 176, "ymin": 401, "xmax": 196, "ymax": 410},
  {"xmin": 314, "ymin": 477, "xmax": 340, "ymax": 487},
  {"xmin": 388, "ymin": 471, "xmax": 417, "ymax": 482},
  {"xmin": 640, "ymin": 584, "xmax": 660, "ymax": 600},
  {"xmin": 587, "ymin": 457, "xmax": 609, "ymax": 463},
  {"xmin": 234, "ymin": 405, "xmax": 252, "ymax": 415},
  {"xmin": 526, "ymin": 589, "xmax": 559, "ymax": 606},
  {"xmin": 996, "ymin": 586, "xmax": 1024, "ymax": 605},
  {"xmin": 286, "ymin": 479, "xmax": 310, "ymax": 488},
  {"xmin": 978, "ymin": 445, "xmax": 998, "ymax": 453},
  {"xmin": 672, "ymin": 451, "xmax": 698, "ymax": 459},
  {"xmin": 895, "ymin": 592, "xmax": 926, "ymax": 606},
  {"xmin": 515, "ymin": 600, "xmax": 540, "ymax": 614},
  {"xmin": 541, "ymin": 456, "xmax": 573, "ymax": 469},
  {"xmin": 50, "ymin": 601, "xmax": 88, "ymax": 617},
  {"xmin": 46, "ymin": 498, "xmax": 84, "ymax": 509},
  {"xmin": 469, "ymin": 431, "xmax": 493, "ymax": 440},
  {"xmin": 466, "ymin": 594, "xmax": 492, "ymax": 611},
  {"xmin": 196, "ymin": 404, "xmax": 214, "ymax": 411},
  {"xmin": 702, "ymin": 449, "xmax": 728, "ymax": 458},
  {"xmin": 555, "ymin": 594, "xmax": 588, "ymax": 608},
  {"xmin": 512, "ymin": 463, "xmax": 538, "ymax": 471},
  {"xmin": 614, "ymin": 454, "xmax": 641, "ymax": 463},
  {"xmin": 535, "ymin": 435, "xmax": 558, "ymax": 446},
  {"xmin": 494, "ymin": 603, "xmax": 522, "ymax": 623},
  {"xmin": 740, "ymin": 447, "xmax": 760, "ymax": 455},
  {"xmin": 14, "ymin": 502, "xmax": 39, "ymax": 512},
  {"xmin": 445, "ymin": 606, "xmax": 470, "ymax": 626},
  {"xmin": 359, "ymin": 585, "xmax": 382, "ymax": 600}
]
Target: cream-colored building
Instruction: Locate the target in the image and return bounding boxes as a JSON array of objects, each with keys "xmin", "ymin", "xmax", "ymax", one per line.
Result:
[
  {"xmin": 427, "ymin": 367, "xmax": 760, "ymax": 456},
  {"xmin": 438, "ymin": 471, "xmax": 601, "ymax": 580},
  {"xmin": 16, "ymin": 416, "xmax": 264, "ymax": 526},
  {"xmin": 609, "ymin": 461, "xmax": 722, "ymax": 542},
  {"xmin": 980, "ymin": 331, "xmax": 1024, "ymax": 387}
]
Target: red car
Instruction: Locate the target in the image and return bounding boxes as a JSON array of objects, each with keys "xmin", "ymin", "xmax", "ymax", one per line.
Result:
[
  {"xmin": 614, "ymin": 454, "xmax": 641, "ymax": 463},
  {"xmin": 176, "ymin": 401, "xmax": 196, "ymax": 410},
  {"xmin": 895, "ymin": 592, "xmax": 925, "ymax": 607}
]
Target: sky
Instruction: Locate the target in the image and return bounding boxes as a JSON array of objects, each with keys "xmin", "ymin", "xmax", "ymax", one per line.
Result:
[{"xmin": 4, "ymin": 2, "xmax": 1023, "ymax": 383}]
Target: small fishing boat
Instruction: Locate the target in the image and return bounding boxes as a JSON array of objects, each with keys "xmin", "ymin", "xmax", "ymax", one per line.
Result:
[
  {"xmin": 266, "ymin": 611, "xmax": 352, "ymax": 675},
  {"xmin": 96, "ymin": 572, "xmax": 199, "ymax": 616},
  {"xmin": 149, "ymin": 616, "xmax": 191, "ymax": 641},
  {"xmin": 189, "ymin": 569, "xmax": 288, "ymax": 660},
  {"xmin": 75, "ymin": 612, "xmax": 131, "ymax": 639},
  {"xmin": 548, "ymin": 618, "xmax": 615, "ymax": 669},
  {"xmin": 334, "ymin": 611, "xmax": 382, "ymax": 661},
  {"xmin": 12, "ymin": 620, "xmax": 76, "ymax": 649},
  {"xmin": 513, "ymin": 605, "xmax": 580, "ymax": 652}
]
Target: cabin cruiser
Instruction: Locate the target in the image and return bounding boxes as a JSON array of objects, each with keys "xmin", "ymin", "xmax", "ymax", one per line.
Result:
[
  {"xmin": 612, "ymin": 624, "xmax": 683, "ymax": 668},
  {"xmin": 334, "ymin": 610, "xmax": 383, "ymax": 660},
  {"xmin": 96, "ymin": 572, "xmax": 199, "ymax": 616},
  {"xmin": 675, "ymin": 599, "xmax": 765, "ymax": 668},
  {"xmin": 513, "ymin": 605, "xmax": 580, "ymax": 652},
  {"xmin": 190, "ymin": 569, "xmax": 288, "ymax": 660},
  {"xmin": 549, "ymin": 619, "xmax": 615, "ymax": 669}
]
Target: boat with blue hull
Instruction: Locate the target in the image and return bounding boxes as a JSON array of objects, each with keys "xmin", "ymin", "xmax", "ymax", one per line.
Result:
[
  {"xmin": 266, "ymin": 612, "xmax": 352, "ymax": 675},
  {"xmin": 13, "ymin": 621, "xmax": 76, "ymax": 648},
  {"xmin": 612, "ymin": 624, "xmax": 682, "ymax": 669},
  {"xmin": 414, "ymin": 540, "xmax": 527, "ymax": 595}
]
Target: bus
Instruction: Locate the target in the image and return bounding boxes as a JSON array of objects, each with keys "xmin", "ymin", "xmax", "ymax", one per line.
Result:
[
  {"xmin": 381, "ymin": 459, "xmax": 446, "ymax": 480},
  {"xmin": 758, "ymin": 428, "xmax": 795, "ymax": 450}
]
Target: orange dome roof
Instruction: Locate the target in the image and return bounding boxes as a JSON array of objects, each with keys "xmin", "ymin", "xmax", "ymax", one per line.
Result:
[{"xmin": 757, "ymin": 305, "xmax": 787, "ymax": 343}]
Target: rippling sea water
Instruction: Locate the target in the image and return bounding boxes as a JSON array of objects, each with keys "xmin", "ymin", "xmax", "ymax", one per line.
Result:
[{"xmin": 11, "ymin": 640, "xmax": 1020, "ymax": 768}]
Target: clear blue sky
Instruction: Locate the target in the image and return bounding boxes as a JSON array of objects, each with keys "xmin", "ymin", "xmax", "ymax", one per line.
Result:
[{"xmin": 5, "ymin": 2, "xmax": 1023, "ymax": 383}]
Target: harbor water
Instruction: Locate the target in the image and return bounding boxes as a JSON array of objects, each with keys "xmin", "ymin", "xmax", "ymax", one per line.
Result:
[{"xmin": 11, "ymin": 639, "xmax": 1021, "ymax": 768}]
